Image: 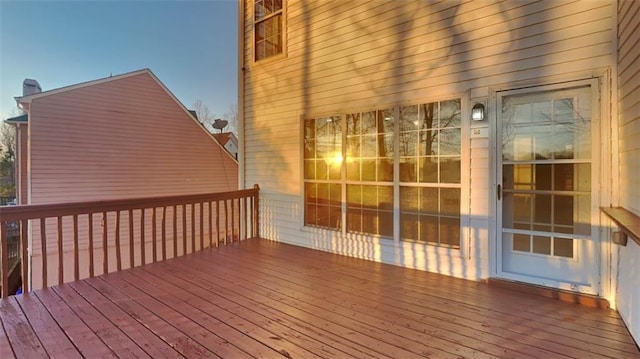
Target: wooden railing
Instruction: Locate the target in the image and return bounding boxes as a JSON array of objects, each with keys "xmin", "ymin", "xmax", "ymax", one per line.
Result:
[{"xmin": 0, "ymin": 185, "xmax": 260, "ymax": 298}]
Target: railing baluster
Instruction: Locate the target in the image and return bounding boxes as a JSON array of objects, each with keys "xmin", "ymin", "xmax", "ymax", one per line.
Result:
[
  {"xmin": 162, "ymin": 206, "xmax": 167, "ymax": 261},
  {"xmin": 102, "ymin": 212, "xmax": 108, "ymax": 275},
  {"xmin": 140, "ymin": 209, "xmax": 146, "ymax": 265},
  {"xmin": 191, "ymin": 203, "xmax": 195, "ymax": 253},
  {"xmin": 57, "ymin": 216, "xmax": 63, "ymax": 285},
  {"xmin": 250, "ymin": 194, "xmax": 255, "ymax": 238},
  {"xmin": 20, "ymin": 220, "xmax": 28, "ymax": 292},
  {"xmin": 115, "ymin": 211, "xmax": 121, "ymax": 271},
  {"xmin": 208, "ymin": 201, "xmax": 213, "ymax": 248},
  {"xmin": 199, "ymin": 202, "xmax": 204, "ymax": 251},
  {"xmin": 73, "ymin": 215, "xmax": 79, "ymax": 281},
  {"xmin": 224, "ymin": 199, "xmax": 229, "ymax": 244},
  {"xmin": 1, "ymin": 222, "xmax": 8, "ymax": 298},
  {"xmin": 152, "ymin": 207, "xmax": 157, "ymax": 263},
  {"xmin": 128, "ymin": 209, "xmax": 134, "ymax": 268},
  {"xmin": 88, "ymin": 214, "xmax": 94, "ymax": 278},
  {"xmin": 173, "ymin": 205, "xmax": 177, "ymax": 258},
  {"xmin": 216, "ymin": 200, "xmax": 220, "ymax": 247},
  {"xmin": 231, "ymin": 198, "xmax": 235, "ymax": 243},
  {"xmin": 41, "ymin": 218, "xmax": 48, "ymax": 286},
  {"xmin": 243, "ymin": 196, "xmax": 248, "ymax": 241},
  {"xmin": 182, "ymin": 204, "xmax": 187, "ymax": 255}
]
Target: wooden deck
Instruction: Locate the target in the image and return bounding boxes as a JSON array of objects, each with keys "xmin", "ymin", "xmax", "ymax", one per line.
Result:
[{"xmin": 2, "ymin": 239, "xmax": 638, "ymax": 359}]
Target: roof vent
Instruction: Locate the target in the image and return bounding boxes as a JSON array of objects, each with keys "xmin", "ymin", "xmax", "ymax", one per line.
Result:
[{"xmin": 23, "ymin": 79, "xmax": 42, "ymax": 96}]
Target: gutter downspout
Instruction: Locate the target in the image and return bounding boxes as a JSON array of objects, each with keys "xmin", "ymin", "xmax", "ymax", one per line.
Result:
[{"xmin": 237, "ymin": 0, "xmax": 246, "ymax": 190}]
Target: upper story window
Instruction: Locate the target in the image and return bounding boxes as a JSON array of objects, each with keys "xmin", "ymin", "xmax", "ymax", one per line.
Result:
[{"xmin": 254, "ymin": 0, "xmax": 283, "ymax": 61}]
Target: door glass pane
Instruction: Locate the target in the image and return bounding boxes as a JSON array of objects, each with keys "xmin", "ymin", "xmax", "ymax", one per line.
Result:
[
  {"xmin": 513, "ymin": 234, "xmax": 530, "ymax": 252},
  {"xmin": 554, "ymin": 237, "xmax": 573, "ymax": 257},
  {"xmin": 533, "ymin": 236, "xmax": 551, "ymax": 255}
]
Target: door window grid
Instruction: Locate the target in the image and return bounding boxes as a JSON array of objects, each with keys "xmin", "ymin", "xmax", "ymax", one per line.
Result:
[{"xmin": 501, "ymin": 92, "xmax": 592, "ymax": 259}]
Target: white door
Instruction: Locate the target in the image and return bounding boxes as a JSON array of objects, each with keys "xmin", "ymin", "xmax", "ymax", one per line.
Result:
[{"xmin": 497, "ymin": 81, "xmax": 600, "ymax": 294}]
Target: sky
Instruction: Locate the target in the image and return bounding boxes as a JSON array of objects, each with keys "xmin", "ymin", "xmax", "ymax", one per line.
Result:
[{"xmin": 0, "ymin": 0, "xmax": 237, "ymax": 121}]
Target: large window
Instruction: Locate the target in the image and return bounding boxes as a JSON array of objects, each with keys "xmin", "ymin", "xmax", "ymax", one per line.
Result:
[
  {"xmin": 345, "ymin": 110, "xmax": 394, "ymax": 236},
  {"xmin": 254, "ymin": 0, "xmax": 283, "ymax": 61},
  {"xmin": 304, "ymin": 116, "xmax": 342, "ymax": 229},
  {"xmin": 303, "ymin": 99, "xmax": 462, "ymax": 248},
  {"xmin": 399, "ymin": 100, "xmax": 462, "ymax": 247}
]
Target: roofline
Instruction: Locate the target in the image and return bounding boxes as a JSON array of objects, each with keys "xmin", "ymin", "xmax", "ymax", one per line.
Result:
[
  {"xmin": 143, "ymin": 71, "xmax": 239, "ymax": 165},
  {"xmin": 4, "ymin": 113, "xmax": 28, "ymax": 124},
  {"xmin": 15, "ymin": 68, "xmax": 151, "ymax": 104}
]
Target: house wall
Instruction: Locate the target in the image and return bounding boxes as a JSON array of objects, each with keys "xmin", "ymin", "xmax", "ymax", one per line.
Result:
[
  {"xmin": 241, "ymin": 0, "xmax": 616, "ymax": 280},
  {"xmin": 615, "ymin": 0, "xmax": 640, "ymax": 345},
  {"xmin": 26, "ymin": 71, "xmax": 238, "ymax": 288}
]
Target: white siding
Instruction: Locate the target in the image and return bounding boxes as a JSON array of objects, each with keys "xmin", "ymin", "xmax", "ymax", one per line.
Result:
[
  {"xmin": 242, "ymin": 0, "xmax": 616, "ymax": 280},
  {"xmin": 615, "ymin": 0, "xmax": 640, "ymax": 345}
]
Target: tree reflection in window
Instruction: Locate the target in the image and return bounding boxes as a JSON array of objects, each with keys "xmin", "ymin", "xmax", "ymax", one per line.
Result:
[{"xmin": 399, "ymin": 100, "xmax": 461, "ymax": 247}]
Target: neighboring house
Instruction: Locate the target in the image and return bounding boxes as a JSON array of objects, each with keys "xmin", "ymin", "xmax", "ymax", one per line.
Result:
[
  {"xmin": 4, "ymin": 68, "xmax": 238, "ymax": 288},
  {"xmin": 213, "ymin": 132, "xmax": 239, "ymax": 159},
  {"xmin": 239, "ymin": 0, "xmax": 640, "ymax": 344}
]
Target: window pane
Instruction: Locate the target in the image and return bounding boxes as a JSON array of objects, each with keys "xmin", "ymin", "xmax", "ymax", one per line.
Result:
[
  {"xmin": 419, "ymin": 157, "xmax": 438, "ymax": 183},
  {"xmin": 378, "ymin": 186, "xmax": 393, "ymax": 210},
  {"xmin": 361, "ymin": 134, "xmax": 377, "ymax": 157},
  {"xmin": 362, "ymin": 210, "xmax": 377, "ymax": 234},
  {"xmin": 305, "ymin": 182, "xmax": 316, "ymax": 203},
  {"xmin": 347, "ymin": 208, "xmax": 362, "ymax": 232},
  {"xmin": 513, "ymin": 234, "xmax": 530, "ymax": 252},
  {"xmin": 399, "ymin": 132, "xmax": 417, "ymax": 156},
  {"xmin": 304, "ymin": 160, "xmax": 315, "ymax": 180},
  {"xmin": 377, "ymin": 158, "xmax": 393, "ymax": 182},
  {"xmin": 419, "ymin": 130, "xmax": 437, "ymax": 156},
  {"xmin": 400, "ymin": 187, "xmax": 419, "ymax": 211},
  {"xmin": 401, "ymin": 213, "xmax": 419, "ymax": 240},
  {"xmin": 362, "ymin": 185, "xmax": 378, "ymax": 207},
  {"xmin": 379, "ymin": 211, "xmax": 393, "ymax": 237},
  {"xmin": 305, "ymin": 204, "xmax": 317, "ymax": 226},
  {"xmin": 554, "ymin": 237, "xmax": 573, "ymax": 257},
  {"xmin": 346, "ymin": 159, "xmax": 360, "ymax": 181},
  {"xmin": 346, "ymin": 136, "xmax": 360, "ymax": 158},
  {"xmin": 400, "ymin": 105, "xmax": 419, "ymax": 132},
  {"xmin": 399, "ymin": 158, "xmax": 416, "ymax": 182},
  {"xmin": 533, "ymin": 236, "xmax": 551, "ymax": 255},
  {"xmin": 419, "ymin": 216, "xmax": 439, "ymax": 243},
  {"xmin": 440, "ymin": 157, "xmax": 460, "ymax": 183},
  {"xmin": 347, "ymin": 185, "xmax": 361, "ymax": 207},
  {"xmin": 316, "ymin": 205, "xmax": 330, "ymax": 227},
  {"xmin": 440, "ymin": 217, "xmax": 460, "ymax": 247},
  {"xmin": 347, "ymin": 113, "xmax": 361, "ymax": 135},
  {"xmin": 439, "ymin": 129, "xmax": 461, "ymax": 156},
  {"xmin": 362, "ymin": 159, "xmax": 376, "ymax": 181},
  {"xmin": 439, "ymin": 99, "xmax": 460, "ymax": 128},
  {"xmin": 420, "ymin": 187, "xmax": 438, "ymax": 213},
  {"xmin": 440, "ymin": 188, "xmax": 460, "ymax": 216}
]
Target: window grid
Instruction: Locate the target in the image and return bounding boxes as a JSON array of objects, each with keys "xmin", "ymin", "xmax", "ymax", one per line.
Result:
[
  {"xmin": 303, "ymin": 116, "xmax": 342, "ymax": 230},
  {"xmin": 254, "ymin": 0, "xmax": 283, "ymax": 61},
  {"xmin": 303, "ymin": 99, "xmax": 462, "ymax": 248}
]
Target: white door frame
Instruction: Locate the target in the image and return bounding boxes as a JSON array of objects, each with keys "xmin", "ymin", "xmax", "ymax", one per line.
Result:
[{"xmin": 490, "ymin": 77, "xmax": 604, "ymax": 295}]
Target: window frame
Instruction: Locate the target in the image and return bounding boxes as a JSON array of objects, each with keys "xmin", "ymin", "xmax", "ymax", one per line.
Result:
[
  {"xmin": 253, "ymin": 0, "xmax": 285, "ymax": 62},
  {"xmin": 301, "ymin": 98, "xmax": 467, "ymax": 251}
]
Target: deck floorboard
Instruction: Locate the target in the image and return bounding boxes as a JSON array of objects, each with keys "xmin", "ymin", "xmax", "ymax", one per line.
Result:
[{"xmin": 1, "ymin": 239, "xmax": 639, "ymax": 358}]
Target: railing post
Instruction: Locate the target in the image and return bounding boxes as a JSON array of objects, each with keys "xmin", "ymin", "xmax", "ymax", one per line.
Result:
[{"xmin": 1, "ymin": 222, "xmax": 8, "ymax": 298}]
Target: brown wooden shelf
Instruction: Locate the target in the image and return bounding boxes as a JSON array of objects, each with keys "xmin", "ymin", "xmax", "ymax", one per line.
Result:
[{"xmin": 601, "ymin": 206, "xmax": 640, "ymax": 246}]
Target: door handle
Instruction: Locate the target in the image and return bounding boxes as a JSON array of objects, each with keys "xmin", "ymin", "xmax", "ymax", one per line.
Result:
[{"xmin": 497, "ymin": 184, "xmax": 501, "ymax": 200}]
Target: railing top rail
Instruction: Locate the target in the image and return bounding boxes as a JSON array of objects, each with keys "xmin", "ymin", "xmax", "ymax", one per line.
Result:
[{"xmin": 0, "ymin": 186, "xmax": 259, "ymax": 222}]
